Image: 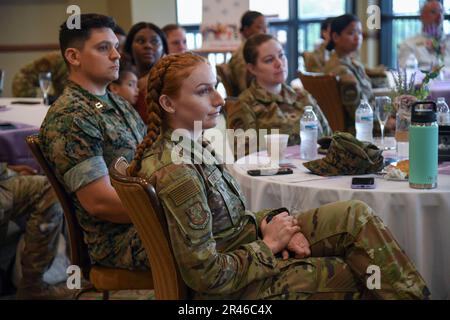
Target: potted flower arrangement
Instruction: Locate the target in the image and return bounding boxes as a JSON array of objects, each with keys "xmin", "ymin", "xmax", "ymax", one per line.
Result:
[{"xmin": 391, "ymin": 65, "xmax": 444, "ymax": 155}]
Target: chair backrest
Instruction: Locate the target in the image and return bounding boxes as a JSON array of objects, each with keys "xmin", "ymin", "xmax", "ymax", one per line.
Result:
[
  {"xmin": 109, "ymin": 157, "xmax": 187, "ymax": 300},
  {"xmin": 298, "ymin": 72, "xmax": 346, "ymax": 132},
  {"xmin": 25, "ymin": 135, "xmax": 91, "ymax": 279},
  {"xmin": 216, "ymin": 63, "xmax": 239, "ymax": 98}
]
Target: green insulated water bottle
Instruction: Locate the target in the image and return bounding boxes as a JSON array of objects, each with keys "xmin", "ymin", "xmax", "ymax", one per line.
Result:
[{"xmin": 409, "ymin": 101, "xmax": 439, "ymax": 189}]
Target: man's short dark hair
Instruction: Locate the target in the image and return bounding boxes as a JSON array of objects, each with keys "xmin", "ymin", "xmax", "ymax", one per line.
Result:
[
  {"xmin": 113, "ymin": 24, "xmax": 127, "ymax": 37},
  {"xmin": 59, "ymin": 13, "xmax": 117, "ymax": 66}
]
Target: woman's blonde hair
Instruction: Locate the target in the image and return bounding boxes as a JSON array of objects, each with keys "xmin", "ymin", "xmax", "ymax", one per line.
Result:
[{"xmin": 128, "ymin": 52, "xmax": 208, "ymax": 175}]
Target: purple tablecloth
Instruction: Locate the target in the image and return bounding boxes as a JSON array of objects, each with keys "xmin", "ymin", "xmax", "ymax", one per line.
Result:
[
  {"xmin": 429, "ymin": 80, "xmax": 450, "ymax": 103},
  {"xmin": 0, "ymin": 121, "xmax": 40, "ymax": 171}
]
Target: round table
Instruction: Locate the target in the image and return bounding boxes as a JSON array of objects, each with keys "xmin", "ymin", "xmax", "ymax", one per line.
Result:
[
  {"xmin": 0, "ymin": 98, "xmax": 48, "ymax": 169},
  {"xmin": 229, "ymin": 145, "xmax": 450, "ymax": 299},
  {"xmin": 430, "ymin": 80, "xmax": 450, "ymax": 103}
]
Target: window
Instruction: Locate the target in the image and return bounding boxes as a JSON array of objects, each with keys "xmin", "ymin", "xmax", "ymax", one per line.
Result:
[
  {"xmin": 177, "ymin": 0, "xmax": 353, "ymax": 80},
  {"xmin": 249, "ymin": 0, "xmax": 289, "ymax": 20},
  {"xmin": 177, "ymin": 0, "xmax": 202, "ymax": 25},
  {"xmin": 298, "ymin": 0, "xmax": 346, "ymax": 19},
  {"xmin": 380, "ymin": 0, "xmax": 450, "ymax": 69}
]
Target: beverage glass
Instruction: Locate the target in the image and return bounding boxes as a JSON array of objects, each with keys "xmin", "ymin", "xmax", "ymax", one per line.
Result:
[
  {"xmin": 39, "ymin": 72, "xmax": 52, "ymax": 105},
  {"xmin": 375, "ymin": 96, "xmax": 392, "ymax": 149},
  {"xmin": 264, "ymin": 134, "xmax": 289, "ymax": 164},
  {"xmin": 0, "ymin": 70, "xmax": 5, "ymax": 97}
]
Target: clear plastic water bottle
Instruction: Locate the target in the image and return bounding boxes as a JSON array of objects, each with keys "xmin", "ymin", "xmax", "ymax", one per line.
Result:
[
  {"xmin": 300, "ymin": 106, "xmax": 319, "ymax": 160},
  {"xmin": 436, "ymin": 97, "xmax": 450, "ymax": 125},
  {"xmin": 355, "ymin": 99, "xmax": 374, "ymax": 143}
]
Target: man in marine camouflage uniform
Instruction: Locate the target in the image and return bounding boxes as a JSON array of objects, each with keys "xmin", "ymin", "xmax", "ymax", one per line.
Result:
[
  {"xmin": 137, "ymin": 128, "xmax": 430, "ymax": 300},
  {"xmin": 0, "ymin": 163, "xmax": 69, "ymax": 299},
  {"xmin": 40, "ymin": 14, "xmax": 147, "ymax": 270}
]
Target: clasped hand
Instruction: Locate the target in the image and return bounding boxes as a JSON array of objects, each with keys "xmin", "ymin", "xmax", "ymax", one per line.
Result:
[{"xmin": 261, "ymin": 212, "xmax": 311, "ymax": 260}]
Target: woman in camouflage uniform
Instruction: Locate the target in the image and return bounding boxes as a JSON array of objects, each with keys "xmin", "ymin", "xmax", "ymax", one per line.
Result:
[
  {"xmin": 323, "ymin": 14, "xmax": 374, "ymax": 134},
  {"xmin": 227, "ymin": 34, "xmax": 332, "ymax": 159},
  {"xmin": 128, "ymin": 52, "xmax": 430, "ymax": 300},
  {"xmin": 229, "ymin": 11, "xmax": 267, "ymax": 95}
]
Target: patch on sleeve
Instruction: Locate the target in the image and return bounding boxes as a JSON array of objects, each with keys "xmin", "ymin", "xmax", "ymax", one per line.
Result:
[
  {"xmin": 169, "ymin": 179, "xmax": 200, "ymax": 206},
  {"xmin": 185, "ymin": 201, "xmax": 209, "ymax": 230}
]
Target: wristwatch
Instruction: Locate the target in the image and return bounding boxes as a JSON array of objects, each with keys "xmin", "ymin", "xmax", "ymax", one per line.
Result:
[{"xmin": 265, "ymin": 207, "xmax": 290, "ymax": 223}]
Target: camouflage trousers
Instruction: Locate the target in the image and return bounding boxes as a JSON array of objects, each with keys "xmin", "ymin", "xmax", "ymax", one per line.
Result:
[
  {"xmin": 93, "ymin": 226, "xmax": 149, "ymax": 271},
  {"xmin": 0, "ymin": 175, "xmax": 63, "ymax": 286},
  {"xmin": 242, "ymin": 200, "xmax": 430, "ymax": 300}
]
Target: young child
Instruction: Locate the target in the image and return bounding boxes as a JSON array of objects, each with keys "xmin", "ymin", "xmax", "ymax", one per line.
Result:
[{"xmin": 108, "ymin": 59, "xmax": 139, "ymax": 106}]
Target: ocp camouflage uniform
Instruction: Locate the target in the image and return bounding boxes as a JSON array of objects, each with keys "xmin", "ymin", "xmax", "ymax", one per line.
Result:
[
  {"xmin": 137, "ymin": 130, "xmax": 430, "ymax": 300},
  {"xmin": 323, "ymin": 52, "xmax": 374, "ymax": 134},
  {"xmin": 229, "ymin": 42, "xmax": 252, "ymax": 94},
  {"xmin": 0, "ymin": 162, "xmax": 63, "ymax": 288},
  {"xmin": 39, "ymin": 81, "xmax": 147, "ymax": 270},
  {"xmin": 227, "ymin": 80, "xmax": 332, "ymax": 159},
  {"xmin": 12, "ymin": 51, "xmax": 68, "ymax": 98},
  {"xmin": 303, "ymin": 42, "xmax": 330, "ymax": 73}
]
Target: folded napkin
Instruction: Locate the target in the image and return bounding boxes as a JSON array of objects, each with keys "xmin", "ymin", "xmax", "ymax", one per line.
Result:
[{"xmin": 304, "ymin": 132, "xmax": 384, "ymax": 176}]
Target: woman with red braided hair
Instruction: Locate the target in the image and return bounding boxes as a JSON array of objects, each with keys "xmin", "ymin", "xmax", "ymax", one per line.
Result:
[{"xmin": 129, "ymin": 52, "xmax": 430, "ymax": 300}]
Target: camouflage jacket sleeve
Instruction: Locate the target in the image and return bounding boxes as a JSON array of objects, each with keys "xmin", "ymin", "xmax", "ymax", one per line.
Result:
[
  {"xmin": 229, "ymin": 49, "xmax": 249, "ymax": 93},
  {"xmin": 40, "ymin": 113, "xmax": 108, "ymax": 193},
  {"xmin": 155, "ymin": 164, "xmax": 279, "ymax": 295},
  {"xmin": 331, "ymin": 65, "xmax": 361, "ymax": 122}
]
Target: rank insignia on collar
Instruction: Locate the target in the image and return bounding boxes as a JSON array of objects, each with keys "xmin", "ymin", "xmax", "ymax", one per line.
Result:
[{"xmin": 95, "ymin": 102, "xmax": 103, "ymax": 109}]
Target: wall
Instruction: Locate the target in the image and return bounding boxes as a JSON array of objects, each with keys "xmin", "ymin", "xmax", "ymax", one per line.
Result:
[
  {"xmin": 0, "ymin": 0, "xmax": 133, "ymax": 97},
  {"xmin": 131, "ymin": 0, "xmax": 176, "ymax": 26}
]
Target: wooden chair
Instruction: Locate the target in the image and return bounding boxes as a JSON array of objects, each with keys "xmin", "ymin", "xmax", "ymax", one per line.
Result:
[
  {"xmin": 216, "ymin": 63, "xmax": 240, "ymax": 98},
  {"xmin": 299, "ymin": 72, "xmax": 346, "ymax": 132},
  {"xmin": 25, "ymin": 135, "xmax": 153, "ymax": 300},
  {"xmin": 109, "ymin": 157, "xmax": 188, "ymax": 300}
]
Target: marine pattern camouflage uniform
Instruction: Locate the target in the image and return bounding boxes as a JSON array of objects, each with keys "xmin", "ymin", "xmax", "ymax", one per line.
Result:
[
  {"xmin": 323, "ymin": 52, "xmax": 374, "ymax": 134},
  {"xmin": 137, "ymin": 129, "xmax": 430, "ymax": 300},
  {"xmin": 304, "ymin": 132, "xmax": 385, "ymax": 176},
  {"xmin": 0, "ymin": 163, "xmax": 63, "ymax": 286},
  {"xmin": 39, "ymin": 81, "xmax": 148, "ymax": 270},
  {"xmin": 227, "ymin": 80, "xmax": 332, "ymax": 159},
  {"xmin": 12, "ymin": 51, "xmax": 68, "ymax": 98}
]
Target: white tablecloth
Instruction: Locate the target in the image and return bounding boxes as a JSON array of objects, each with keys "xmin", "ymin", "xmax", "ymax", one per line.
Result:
[
  {"xmin": 229, "ymin": 146, "xmax": 450, "ymax": 299},
  {"xmin": 0, "ymin": 98, "xmax": 49, "ymax": 127}
]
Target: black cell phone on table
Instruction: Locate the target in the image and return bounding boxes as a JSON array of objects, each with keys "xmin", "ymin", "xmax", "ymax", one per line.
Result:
[
  {"xmin": 351, "ymin": 177, "xmax": 376, "ymax": 189},
  {"xmin": 247, "ymin": 168, "xmax": 293, "ymax": 177},
  {"xmin": 11, "ymin": 100, "xmax": 41, "ymax": 105}
]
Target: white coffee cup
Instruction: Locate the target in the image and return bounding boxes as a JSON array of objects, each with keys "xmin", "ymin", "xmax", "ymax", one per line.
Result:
[{"xmin": 264, "ymin": 134, "xmax": 289, "ymax": 163}]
